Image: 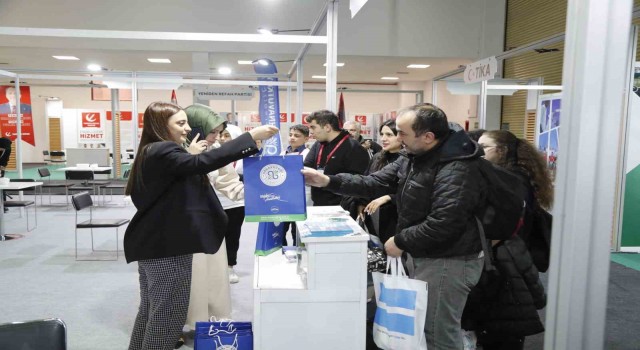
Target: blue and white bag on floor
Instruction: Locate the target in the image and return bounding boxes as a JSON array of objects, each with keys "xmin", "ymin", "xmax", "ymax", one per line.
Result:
[
  {"xmin": 194, "ymin": 320, "xmax": 253, "ymax": 350},
  {"xmin": 372, "ymin": 257, "xmax": 428, "ymax": 350}
]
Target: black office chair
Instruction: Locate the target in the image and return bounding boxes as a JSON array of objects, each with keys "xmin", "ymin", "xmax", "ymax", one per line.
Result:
[
  {"xmin": 49, "ymin": 151, "xmax": 66, "ymax": 166},
  {"xmin": 38, "ymin": 167, "xmax": 71, "ymax": 205},
  {"xmin": 68, "ymin": 169, "xmax": 111, "ymax": 204},
  {"xmin": 100, "ymin": 169, "xmax": 130, "ymax": 205},
  {"xmin": 0, "ymin": 318, "xmax": 67, "ymax": 350},
  {"xmin": 65, "ymin": 170, "xmax": 95, "ymax": 191},
  {"xmin": 5, "ymin": 179, "xmax": 37, "ymax": 232},
  {"xmin": 71, "ymin": 191, "xmax": 129, "ymax": 261},
  {"xmin": 42, "ymin": 150, "xmax": 52, "ymax": 164}
]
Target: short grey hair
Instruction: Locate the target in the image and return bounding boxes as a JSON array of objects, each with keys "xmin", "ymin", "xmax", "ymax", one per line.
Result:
[{"xmin": 344, "ymin": 120, "xmax": 361, "ymax": 130}]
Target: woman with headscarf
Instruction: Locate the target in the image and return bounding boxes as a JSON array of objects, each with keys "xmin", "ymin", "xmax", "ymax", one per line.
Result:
[
  {"xmin": 217, "ymin": 123, "xmax": 246, "ymax": 283},
  {"xmin": 181, "ymin": 104, "xmax": 246, "ymax": 345}
]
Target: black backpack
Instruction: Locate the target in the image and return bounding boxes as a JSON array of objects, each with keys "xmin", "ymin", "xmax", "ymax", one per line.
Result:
[
  {"xmin": 529, "ymin": 204, "xmax": 553, "ymax": 272},
  {"xmin": 475, "ymin": 159, "xmax": 528, "ymax": 240}
]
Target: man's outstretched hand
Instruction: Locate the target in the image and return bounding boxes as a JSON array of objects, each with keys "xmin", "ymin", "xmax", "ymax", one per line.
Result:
[{"xmin": 301, "ymin": 167, "xmax": 331, "ymax": 187}]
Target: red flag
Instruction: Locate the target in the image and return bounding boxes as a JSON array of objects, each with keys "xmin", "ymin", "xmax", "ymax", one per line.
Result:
[
  {"xmin": 337, "ymin": 92, "xmax": 345, "ymax": 128},
  {"xmin": 171, "ymin": 90, "xmax": 178, "ymax": 104}
]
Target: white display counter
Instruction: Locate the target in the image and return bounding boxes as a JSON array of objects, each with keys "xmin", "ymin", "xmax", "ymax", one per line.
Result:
[
  {"xmin": 253, "ymin": 206, "xmax": 369, "ymax": 350},
  {"xmin": 66, "ymin": 148, "xmax": 110, "ymax": 167}
]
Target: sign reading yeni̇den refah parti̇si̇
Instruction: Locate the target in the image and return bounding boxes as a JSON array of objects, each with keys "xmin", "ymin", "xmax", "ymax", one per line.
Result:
[
  {"xmin": 194, "ymin": 87, "xmax": 254, "ymax": 101},
  {"xmin": 464, "ymin": 56, "xmax": 498, "ymax": 84}
]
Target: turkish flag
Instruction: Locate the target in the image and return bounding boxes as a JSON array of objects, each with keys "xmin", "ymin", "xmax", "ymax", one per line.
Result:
[{"xmin": 171, "ymin": 90, "xmax": 178, "ymax": 104}]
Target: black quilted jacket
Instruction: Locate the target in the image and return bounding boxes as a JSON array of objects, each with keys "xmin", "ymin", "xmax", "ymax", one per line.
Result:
[
  {"xmin": 462, "ymin": 235, "xmax": 547, "ymax": 336},
  {"xmin": 326, "ymin": 130, "xmax": 486, "ymax": 258}
]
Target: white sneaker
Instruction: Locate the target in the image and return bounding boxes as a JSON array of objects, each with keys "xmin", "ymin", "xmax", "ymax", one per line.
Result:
[{"xmin": 228, "ymin": 267, "xmax": 239, "ymax": 284}]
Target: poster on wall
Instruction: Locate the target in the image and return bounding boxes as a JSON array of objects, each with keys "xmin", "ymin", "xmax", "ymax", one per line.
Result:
[
  {"xmin": 0, "ymin": 85, "xmax": 36, "ymax": 146},
  {"xmin": 348, "ymin": 113, "xmax": 376, "ymax": 142},
  {"xmin": 536, "ymin": 93, "xmax": 561, "ymax": 180},
  {"xmin": 78, "ymin": 111, "xmax": 106, "ymax": 144},
  {"xmin": 619, "ymin": 62, "xmax": 640, "ymax": 251}
]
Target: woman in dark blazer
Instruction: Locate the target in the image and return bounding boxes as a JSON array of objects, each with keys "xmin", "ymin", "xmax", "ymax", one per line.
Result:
[{"xmin": 124, "ymin": 101, "xmax": 277, "ymax": 350}]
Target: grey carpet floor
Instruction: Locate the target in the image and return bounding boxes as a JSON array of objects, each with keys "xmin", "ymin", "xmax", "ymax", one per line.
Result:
[{"xmin": 1, "ymin": 195, "xmax": 639, "ymax": 349}]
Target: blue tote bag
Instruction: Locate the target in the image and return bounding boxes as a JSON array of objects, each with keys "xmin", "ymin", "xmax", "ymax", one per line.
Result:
[
  {"xmin": 194, "ymin": 320, "xmax": 253, "ymax": 350},
  {"xmin": 372, "ymin": 257, "xmax": 428, "ymax": 350},
  {"xmin": 242, "ymin": 155, "xmax": 307, "ymax": 222}
]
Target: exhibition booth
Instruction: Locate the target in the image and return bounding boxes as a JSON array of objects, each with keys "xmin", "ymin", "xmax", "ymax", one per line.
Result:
[{"xmin": 1, "ymin": 0, "xmax": 640, "ymax": 349}]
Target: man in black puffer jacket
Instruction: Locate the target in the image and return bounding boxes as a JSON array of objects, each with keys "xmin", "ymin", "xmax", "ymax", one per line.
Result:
[{"xmin": 303, "ymin": 103, "xmax": 487, "ymax": 350}]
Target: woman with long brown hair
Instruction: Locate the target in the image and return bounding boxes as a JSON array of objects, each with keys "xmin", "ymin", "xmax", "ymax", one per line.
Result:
[
  {"xmin": 361, "ymin": 119, "xmax": 403, "ymax": 243},
  {"xmin": 463, "ymin": 129, "xmax": 551, "ymax": 350},
  {"xmin": 123, "ymin": 101, "xmax": 277, "ymax": 350}
]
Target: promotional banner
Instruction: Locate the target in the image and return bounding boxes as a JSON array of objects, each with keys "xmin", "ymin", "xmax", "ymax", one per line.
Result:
[
  {"xmin": 195, "ymin": 87, "xmax": 254, "ymax": 100},
  {"xmin": 79, "ymin": 111, "xmax": 106, "ymax": 143},
  {"xmin": 253, "ymin": 58, "xmax": 281, "ymax": 156},
  {"xmin": 0, "ymin": 86, "xmax": 36, "ymax": 146}
]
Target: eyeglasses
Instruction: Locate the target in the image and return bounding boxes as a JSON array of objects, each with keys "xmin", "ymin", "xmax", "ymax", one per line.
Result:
[{"xmin": 479, "ymin": 144, "xmax": 498, "ymax": 150}]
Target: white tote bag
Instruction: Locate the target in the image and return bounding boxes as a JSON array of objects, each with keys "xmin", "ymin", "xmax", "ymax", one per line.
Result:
[{"xmin": 372, "ymin": 257, "xmax": 428, "ymax": 350}]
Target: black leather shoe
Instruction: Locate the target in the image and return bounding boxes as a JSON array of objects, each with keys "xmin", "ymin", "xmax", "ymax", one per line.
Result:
[{"xmin": 174, "ymin": 337, "xmax": 185, "ymax": 349}]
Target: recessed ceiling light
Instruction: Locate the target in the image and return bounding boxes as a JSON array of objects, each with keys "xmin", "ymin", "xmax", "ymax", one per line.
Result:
[
  {"xmin": 407, "ymin": 64, "xmax": 430, "ymax": 69},
  {"xmin": 381, "ymin": 77, "xmax": 399, "ymax": 80},
  {"xmin": 87, "ymin": 64, "xmax": 103, "ymax": 71},
  {"xmin": 147, "ymin": 58, "xmax": 171, "ymax": 63},
  {"xmin": 257, "ymin": 28, "xmax": 274, "ymax": 35},
  {"xmin": 312, "ymin": 75, "xmax": 327, "ymax": 79},
  {"xmin": 323, "ymin": 62, "xmax": 345, "ymax": 67},
  {"xmin": 52, "ymin": 55, "xmax": 79, "ymax": 60},
  {"xmin": 238, "ymin": 60, "xmax": 253, "ymax": 65},
  {"xmin": 218, "ymin": 67, "xmax": 232, "ymax": 75}
]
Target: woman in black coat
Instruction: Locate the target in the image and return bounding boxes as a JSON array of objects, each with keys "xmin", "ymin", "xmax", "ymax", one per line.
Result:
[
  {"xmin": 361, "ymin": 119, "xmax": 402, "ymax": 243},
  {"xmin": 124, "ymin": 102, "xmax": 277, "ymax": 350},
  {"xmin": 463, "ymin": 130, "xmax": 554, "ymax": 350}
]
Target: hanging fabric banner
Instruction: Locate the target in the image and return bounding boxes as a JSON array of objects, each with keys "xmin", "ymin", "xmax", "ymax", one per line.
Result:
[
  {"xmin": 0, "ymin": 86, "xmax": 36, "ymax": 146},
  {"xmin": 338, "ymin": 92, "xmax": 346, "ymax": 128},
  {"xmin": 253, "ymin": 58, "xmax": 281, "ymax": 156}
]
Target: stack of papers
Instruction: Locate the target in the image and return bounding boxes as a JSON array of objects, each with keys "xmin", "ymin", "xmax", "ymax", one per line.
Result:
[{"xmin": 299, "ymin": 217, "xmax": 359, "ymax": 238}]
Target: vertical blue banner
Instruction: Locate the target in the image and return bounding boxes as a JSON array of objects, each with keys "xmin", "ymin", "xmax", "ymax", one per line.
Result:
[{"xmin": 253, "ymin": 58, "xmax": 281, "ymax": 155}]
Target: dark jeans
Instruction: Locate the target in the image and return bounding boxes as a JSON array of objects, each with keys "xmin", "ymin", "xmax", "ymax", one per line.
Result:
[
  {"xmin": 224, "ymin": 206, "xmax": 245, "ymax": 267},
  {"xmin": 282, "ymin": 222, "xmax": 297, "ymax": 246}
]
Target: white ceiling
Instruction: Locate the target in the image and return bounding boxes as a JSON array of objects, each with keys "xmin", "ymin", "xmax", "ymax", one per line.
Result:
[{"xmin": 0, "ymin": 0, "xmax": 488, "ymax": 85}]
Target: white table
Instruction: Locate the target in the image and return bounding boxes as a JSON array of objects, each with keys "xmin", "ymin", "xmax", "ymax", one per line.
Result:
[
  {"xmin": 55, "ymin": 166, "xmax": 112, "ymax": 181},
  {"xmin": 0, "ymin": 182, "xmax": 43, "ymax": 240},
  {"xmin": 253, "ymin": 206, "xmax": 369, "ymax": 350},
  {"xmin": 54, "ymin": 166, "xmax": 112, "ymax": 173}
]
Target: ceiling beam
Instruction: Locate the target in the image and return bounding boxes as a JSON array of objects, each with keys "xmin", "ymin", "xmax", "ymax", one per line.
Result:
[{"xmin": 0, "ymin": 27, "xmax": 327, "ymax": 44}]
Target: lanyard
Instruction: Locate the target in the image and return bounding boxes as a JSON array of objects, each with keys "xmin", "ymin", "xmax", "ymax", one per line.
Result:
[{"xmin": 316, "ymin": 135, "xmax": 350, "ymax": 168}]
